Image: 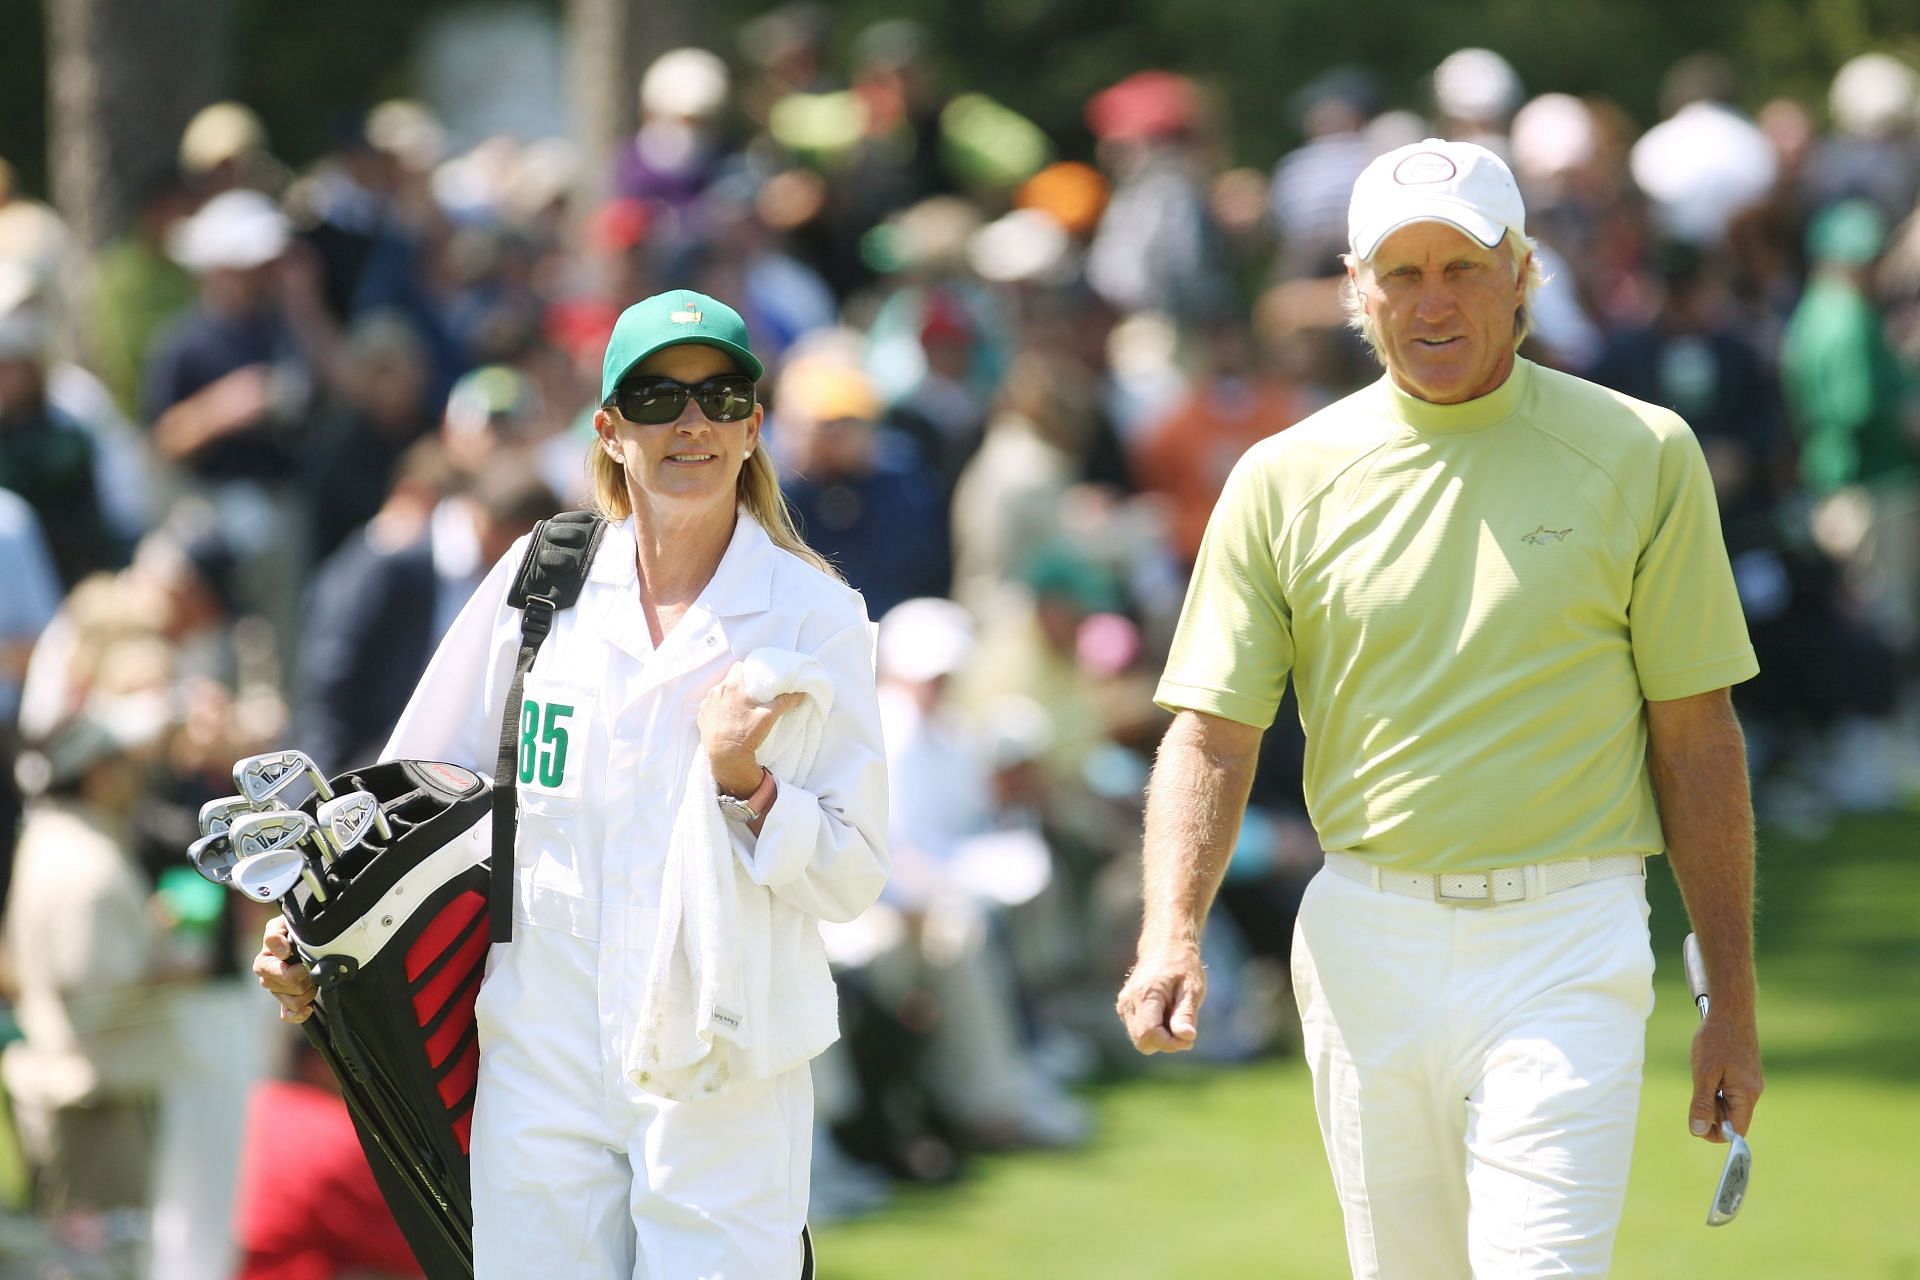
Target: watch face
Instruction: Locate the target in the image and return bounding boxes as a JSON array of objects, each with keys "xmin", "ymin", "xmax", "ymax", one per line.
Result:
[{"xmin": 718, "ymin": 793, "xmax": 759, "ymax": 823}]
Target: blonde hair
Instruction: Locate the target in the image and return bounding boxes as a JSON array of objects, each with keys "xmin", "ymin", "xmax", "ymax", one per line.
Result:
[
  {"xmin": 586, "ymin": 423, "xmax": 844, "ymax": 581},
  {"xmin": 1339, "ymin": 232, "xmax": 1545, "ymax": 363}
]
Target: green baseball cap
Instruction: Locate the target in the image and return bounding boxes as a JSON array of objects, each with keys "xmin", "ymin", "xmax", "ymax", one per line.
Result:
[{"xmin": 600, "ymin": 289, "xmax": 764, "ymax": 401}]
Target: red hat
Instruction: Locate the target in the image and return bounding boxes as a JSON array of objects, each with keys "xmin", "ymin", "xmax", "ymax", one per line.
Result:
[{"xmin": 1087, "ymin": 71, "xmax": 1199, "ymax": 143}]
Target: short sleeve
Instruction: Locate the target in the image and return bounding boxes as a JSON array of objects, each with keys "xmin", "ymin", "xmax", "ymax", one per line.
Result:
[
  {"xmin": 1629, "ymin": 422, "xmax": 1759, "ymax": 701},
  {"xmin": 1154, "ymin": 449, "xmax": 1294, "ymax": 728}
]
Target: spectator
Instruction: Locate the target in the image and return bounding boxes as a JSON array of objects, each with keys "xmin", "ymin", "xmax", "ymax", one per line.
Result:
[
  {"xmin": 774, "ymin": 352, "xmax": 949, "ymax": 617},
  {"xmin": 1085, "ymin": 71, "xmax": 1234, "ymax": 321},
  {"xmin": 950, "ymin": 353, "xmax": 1101, "ymax": 616},
  {"xmin": 0, "ymin": 486, "xmax": 60, "ymax": 915},
  {"xmin": 231, "ymin": 1036, "xmax": 423, "ymax": 1280},
  {"xmin": 291, "ymin": 457, "xmax": 557, "ymax": 774},
  {"xmin": 4, "ymin": 671, "xmax": 181, "ymax": 1229},
  {"xmin": 1432, "ymin": 47, "xmax": 1524, "ymax": 157},
  {"xmin": 1781, "ymin": 199, "xmax": 1919, "ymax": 651},
  {"xmin": 1805, "ymin": 52, "xmax": 1920, "ymax": 226},
  {"xmin": 1127, "ymin": 321, "xmax": 1313, "ymax": 568},
  {"xmin": 1630, "ymin": 54, "xmax": 1779, "ymax": 246},
  {"xmin": 178, "ymin": 101, "xmax": 287, "ymax": 198},
  {"xmin": 1269, "ymin": 68, "xmax": 1381, "ymax": 282},
  {"xmin": 0, "ymin": 273, "xmax": 114, "ymax": 589},
  {"xmin": 89, "ymin": 167, "xmax": 198, "ymax": 418},
  {"xmin": 1590, "ymin": 241, "xmax": 1790, "ymax": 523},
  {"xmin": 300, "ymin": 311, "xmax": 435, "ymax": 563},
  {"xmin": 861, "ymin": 596, "xmax": 1090, "ymax": 1148},
  {"xmin": 616, "ymin": 48, "xmax": 735, "ymax": 216}
]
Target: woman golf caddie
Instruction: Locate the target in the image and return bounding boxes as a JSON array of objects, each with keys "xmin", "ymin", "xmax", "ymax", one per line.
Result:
[{"xmin": 255, "ymin": 290, "xmax": 889, "ymax": 1277}]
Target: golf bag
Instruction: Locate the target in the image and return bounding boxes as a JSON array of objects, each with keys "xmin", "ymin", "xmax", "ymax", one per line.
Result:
[
  {"xmin": 274, "ymin": 512, "xmax": 607, "ymax": 1277},
  {"xmin": 280, "ymin": 757, "xmax": 491, "ymax": 1278}
]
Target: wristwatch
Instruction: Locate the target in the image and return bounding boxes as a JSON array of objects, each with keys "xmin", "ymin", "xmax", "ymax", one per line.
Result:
[{"xmin": 717, "ymin": 767, "xmax": 776, "ymax": 824}]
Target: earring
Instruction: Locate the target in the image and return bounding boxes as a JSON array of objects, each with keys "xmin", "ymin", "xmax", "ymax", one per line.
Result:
[{"xmin": 745, "ymin": 448, "xmax": 754, "ymax": 457}]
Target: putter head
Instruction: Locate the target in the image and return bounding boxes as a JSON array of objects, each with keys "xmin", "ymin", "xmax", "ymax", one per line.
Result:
[
  {"xmin": 187, "ymin": 832, "xmax": 240, "ymax": 885},
  {"xmin": 198, "ymin": 794, "xmax": 261, "ymax": 838},
  {"xmin": 1706, "ymin": 1127, "xmax": 1752, "ymax": 1226},
  {"xmin": 232, "ymin": 848, "xmax": 309, "ymax": 902},
  {"xmin": 234, "ymin": 749, "xmax": 330, "ymax": 806},
  {"xmin": 317, "ymin": 790, "xmax": 382, "ymax": 855},
  {"xmin": 229, "ymin": 810, "xmax": 319, "ymax": 859}
]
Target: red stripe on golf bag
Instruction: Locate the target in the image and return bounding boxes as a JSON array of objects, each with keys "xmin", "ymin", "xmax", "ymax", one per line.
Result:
[
  {"xmin": 438, "ymin": 1042, "xmax": 480, "ymax": 1110},
  {"xmin": 411, "ymin": 919, "xmax": 491, "ymax": 1027},
  {"xmin": 422, "ymin": 970, "xmax": 481, "ymax": 1069},
  {"xmin": 405, "ymin": 891, "xmax": 487, "ymax": 981}
]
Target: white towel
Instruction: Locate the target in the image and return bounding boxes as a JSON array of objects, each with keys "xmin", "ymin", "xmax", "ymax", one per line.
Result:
[{"xmin": 627, "ymin": 648, "xmax": 834, "ymax": 1098}]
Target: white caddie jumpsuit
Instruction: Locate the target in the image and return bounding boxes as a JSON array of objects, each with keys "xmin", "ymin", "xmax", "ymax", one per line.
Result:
[{"xmin": 383, "ymin": 512, "xmax": 889, "ymax": 1279}]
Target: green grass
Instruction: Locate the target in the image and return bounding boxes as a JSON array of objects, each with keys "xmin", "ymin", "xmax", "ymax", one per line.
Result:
[{"xmin": 816, "ymin": 815, "xmax": 1920, "ymax": 1278}]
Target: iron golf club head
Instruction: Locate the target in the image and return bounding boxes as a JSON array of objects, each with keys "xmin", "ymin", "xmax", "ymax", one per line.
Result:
[
  {"xmin": 227, "ymin": 810, "xmax": 330, "ymax": 902},
  {"xmin": 198, "ymin": 794, "xmax": 263, "ymax": 838},
  {"xmin": 231, "ymin": 848, "xmax": 309, "ymax": 902},
  {"xmin": 1707, "ymin": 1120, "xmax": 1752, "ymax": 1227},
  {"xmin": 187, "ymin": 831, "xmax": 240, "ymax": 885},
  {"xmin": 233, "ymin": 750, "xmax": 334, "ymax": 807},
  {"xmin": 1683, "ymin": 933, "xmax": 1751, "ymax": 1226},
  {"xmin": 316, "ymin": 790, "xmax": 388, "ymax": 855},
  {"xmin": 229, "ymin": 810, "xmax": 318, "ymax": 859}
]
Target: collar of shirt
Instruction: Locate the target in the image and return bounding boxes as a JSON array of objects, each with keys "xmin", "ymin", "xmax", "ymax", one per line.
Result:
[
  {"xmin": 1376, "ymin": 357, "xmax": 1533, "ymax": 436},
  {"xmin": 591, "ymin": 507, "xmax": 776, "ymax": 618}
]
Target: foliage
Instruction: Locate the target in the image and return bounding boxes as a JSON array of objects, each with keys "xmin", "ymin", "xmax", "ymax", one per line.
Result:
[{"xmin": 4, "ymin": 0, "xmax": 1917, "ymax": 200}]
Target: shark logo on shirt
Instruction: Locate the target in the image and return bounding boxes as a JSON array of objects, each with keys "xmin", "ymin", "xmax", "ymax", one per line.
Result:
[{"xmin": 1522, "ymin": 525, "xmax": 1573, "ymax": 545}]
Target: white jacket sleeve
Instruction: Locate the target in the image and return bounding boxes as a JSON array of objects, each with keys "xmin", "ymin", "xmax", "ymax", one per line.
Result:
[
  {"xmin": 731, "ymin": 620, "xmax": 890, "ymax": 923},
  {"xmin": 380, "ymin": 541, "xmax": 526, "ymax": 773}
]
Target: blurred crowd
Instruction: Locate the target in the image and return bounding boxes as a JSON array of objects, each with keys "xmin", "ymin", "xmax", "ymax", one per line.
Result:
[{"xmin": 1, "ymin": 11, "xmax": 1918, "ymax": 1275}]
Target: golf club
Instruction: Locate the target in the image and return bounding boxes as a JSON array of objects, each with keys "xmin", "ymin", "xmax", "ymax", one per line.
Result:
[
  {"xmin": 229, "ymin": 810, "xmax": 330, "ymax": 902},
  {"xmin": 1683, "ymin": 932, "xmax": 1752, "ymax": 1227},
  {"xmin": 232, "ymin": 848, "xmax": 311, "ymax": 903},
  {"xmin": 199, "ymin": 794, "xmax": 268, "ymax": 838},
  {"xmin": 188, "ymin": 831, "xmax": 241, "ymax": 885},
  {"xmin": 234, "ymin": 749, "xmax": 335, "ymax": 808},
  {"xmin": 317, "ymin": 789, "xmax": 391, "ymax": 857}
]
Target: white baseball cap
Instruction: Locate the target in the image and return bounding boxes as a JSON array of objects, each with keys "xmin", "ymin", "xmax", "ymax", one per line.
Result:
[
  {"xmin": 167, "ymin": 189, "xmax": 290, "ymax": 273},
  {"xmin": 877, "ymin": 597, "xmax": 975, "ymax": 684},
  {"xmin": 1347, "ymin": 137, "xmax": 1526, "ymax": 261}
]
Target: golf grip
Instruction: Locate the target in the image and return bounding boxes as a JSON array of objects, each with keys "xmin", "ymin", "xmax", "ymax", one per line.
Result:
[{"xmin": 1683, "ymin": 933, "xmax": 1710, "ymax": 1014}]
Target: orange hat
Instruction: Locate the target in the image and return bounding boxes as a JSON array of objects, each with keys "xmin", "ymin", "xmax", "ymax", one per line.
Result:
[
  {"xmin": 780, "ymin": 356, "xmax": 881, "ymax": 423},
  {"xmin": 1016, "ymin": 162, "xmax": 1110, "ymax": 236}
]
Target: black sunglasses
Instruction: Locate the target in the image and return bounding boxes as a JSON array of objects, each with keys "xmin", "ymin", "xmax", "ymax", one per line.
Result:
[{"xmin": 605, "ymin": 374, "xmax": 758, "ymax": 425}]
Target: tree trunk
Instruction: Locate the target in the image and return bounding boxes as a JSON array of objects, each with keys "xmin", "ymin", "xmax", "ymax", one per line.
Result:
[
  {"xmin": 45, "ymin": 0, "xmax": 228, "ymax": 327},
  {"xmin": 564, "ymin": 0, "xmax": 704, "ymax": 213}
]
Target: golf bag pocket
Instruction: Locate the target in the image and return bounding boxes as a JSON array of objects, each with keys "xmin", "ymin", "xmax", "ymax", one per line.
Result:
[{"xmin": 513, "ymin": 676, "xmax": 591, "ymax": 814}]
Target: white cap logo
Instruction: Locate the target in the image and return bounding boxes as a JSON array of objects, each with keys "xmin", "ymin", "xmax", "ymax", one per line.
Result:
[{"xmin": 1392, "ymin": 152, "xmax": 1458, "ymax": 185}]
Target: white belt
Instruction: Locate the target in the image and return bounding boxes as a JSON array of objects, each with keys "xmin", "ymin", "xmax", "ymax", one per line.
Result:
[{"xmin": 1323, "ymin": 851, "xmax": 1645, "ymax": 908}]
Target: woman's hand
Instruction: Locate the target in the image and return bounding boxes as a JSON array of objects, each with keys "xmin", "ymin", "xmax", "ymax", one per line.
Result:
[
  {"xmin": 254, "ymin": 914, "xmax": 318, "ymax": 1023},
  {"xmin": 697, "ymin": 666, "xmax": 804, "ymax": 796}
]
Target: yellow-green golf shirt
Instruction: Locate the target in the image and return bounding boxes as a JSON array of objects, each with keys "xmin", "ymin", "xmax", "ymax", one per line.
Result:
[{"xmin": 1157, "ymin": 359, "xmax": 1757, "ymax": 873}]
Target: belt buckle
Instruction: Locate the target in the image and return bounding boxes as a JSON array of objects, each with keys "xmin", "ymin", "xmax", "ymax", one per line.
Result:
[{"xmin": 1434, "ymin": 872, "xmax": 1496, "ymax": 908}]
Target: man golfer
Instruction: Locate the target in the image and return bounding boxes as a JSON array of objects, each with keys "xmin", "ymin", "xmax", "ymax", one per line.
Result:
[{"xmin": 1117, "ymin": 138, "xmax": 1763, "ymax": 1277}]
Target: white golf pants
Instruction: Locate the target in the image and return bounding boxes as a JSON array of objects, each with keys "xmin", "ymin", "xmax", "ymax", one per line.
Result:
[
  {"xmin": 1290, "ymin": 865, "xmax": 1655, "ymax": 1279},
  {"xmin": 470, "ymin": 916, "xmax": 813, "ymax": 1279}
]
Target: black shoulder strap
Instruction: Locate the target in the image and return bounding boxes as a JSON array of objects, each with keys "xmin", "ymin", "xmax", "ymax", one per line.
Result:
[{"xmin": 491, "ymin": 511, "xmax": 608, "ymax": 942}]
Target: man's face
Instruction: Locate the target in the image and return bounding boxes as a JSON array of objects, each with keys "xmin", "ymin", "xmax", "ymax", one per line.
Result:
[{"xmin": 1351, "ymin": 221, "xmax": 1527, "ymax": 405}]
